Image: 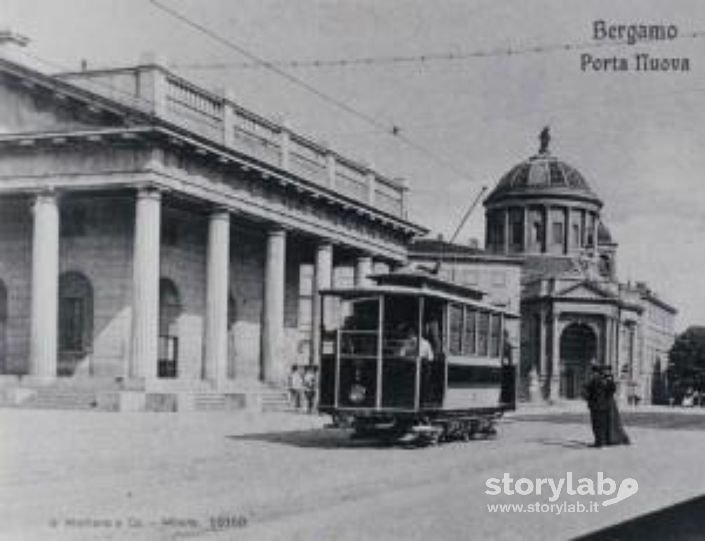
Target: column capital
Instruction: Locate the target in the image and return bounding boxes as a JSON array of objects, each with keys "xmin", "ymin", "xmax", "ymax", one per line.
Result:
[
  {"xmin": 31, "ymin": 189, "xmax": 60, "ymax": 207},
  {"xmin": 135, "ymin": 185, "xmax": 162, "ymax": 201},
  {"xmin": 316, "ymin": 239, "xmax": 335, "ymax": 250},
  {"xmin": 267, "ymin": 226, "xmax": 287, "ymax": 238},
  {"xmin": 208, "ymin": 206, "xmax": 231, "ymax": 220}
]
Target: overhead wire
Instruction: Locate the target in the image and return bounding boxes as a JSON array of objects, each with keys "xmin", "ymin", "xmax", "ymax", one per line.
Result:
[
  {"xmin": 147, "ymin": 0, "xmax": 498, "ymax": 183},
  {"xmin": 170, "ymin": 30, "xmax": 705, "ymax": 71}
]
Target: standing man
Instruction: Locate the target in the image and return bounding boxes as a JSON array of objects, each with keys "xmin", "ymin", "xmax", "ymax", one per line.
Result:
[
  {"xmin": 583, "ymin": 364, "xmax": 614, "ymax": 448},
  {"xmin": 288, "ymin": 365, "xmax": 303, "ymax": 411},
  {"xmin": 303, "ymin": 365, "xmax": 317, "ymax": 414}
]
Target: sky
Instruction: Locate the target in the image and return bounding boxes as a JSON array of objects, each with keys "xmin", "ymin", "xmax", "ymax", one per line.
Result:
[{"xmin": 4, "ymin": 0, "xmax": 705, "ymax": 330}]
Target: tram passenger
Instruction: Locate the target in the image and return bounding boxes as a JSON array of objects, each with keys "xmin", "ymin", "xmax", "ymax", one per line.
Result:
[{"xmin": 399, "ymin": 325, "xmax": 434, "ymax": 361}]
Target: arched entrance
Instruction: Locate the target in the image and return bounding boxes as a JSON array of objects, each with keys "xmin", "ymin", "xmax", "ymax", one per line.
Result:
[
  {"xmin": 560, "ymin": 323, "xmax": 597, "ymax": 399},
  {"xmin": 0, "ymin": 280, "xmax": 6, "ymax": 374},
  {"xmin": 158, "ymin": 278, "xmax": 181, "ymax": 378},
  {"xmin": 58, "ymin": 272, "xmax": 93, "ymax": 376}
]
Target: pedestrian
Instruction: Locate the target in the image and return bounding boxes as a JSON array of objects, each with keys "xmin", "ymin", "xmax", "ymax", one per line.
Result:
[
  {"xmin": 603, "ymin": 367, "xmax": 630, "ymax": 445},
  {"xmin": 288, "ymin": 365, "xmax": 303, "ymax": 411},
  {"xmin": 303, "ymin": 365, "xmax": 317, "ymax": 414},
  {"xmin": 582, "ymin": 364, "xmax": 612, "ymax": 448}
]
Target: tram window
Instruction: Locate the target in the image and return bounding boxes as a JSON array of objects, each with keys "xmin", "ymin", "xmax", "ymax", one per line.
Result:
[
  {"xmin": 489, "ymin": 314, "xmax": 501, "ymax": 357},
  {"xmin": 383, "ymin": 296, "xmax": 419, "ymax": 356},
  {"xmin": 423, "ymin": 299, "xmax": 444, "ymax": 356},
  {"xmin": 478, "ymin": 312, "xmax": 489, "ymax": 356},
  {"xmin": 463, "ymin": 308, "xmax": 477, "ymax": 355},
  {"xmin": 449, "ymin": 303, "xmax": 463, "ymax": 355},
  {"xmin": 338, "ymin": 298, "xmax": 380, "ymax": 357},
  {"xmin": 340, "ymin": 299, "xmax": 379, "ymax": 331}
]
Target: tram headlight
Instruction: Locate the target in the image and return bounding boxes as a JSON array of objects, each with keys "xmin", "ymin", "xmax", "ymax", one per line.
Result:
[{"xmin": 348, "ymin": 384, "xmax": 367, "ymax": 405}]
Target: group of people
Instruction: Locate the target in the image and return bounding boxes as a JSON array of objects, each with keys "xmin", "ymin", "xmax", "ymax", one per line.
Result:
[
  {"xmin": 583, "ymin": 364, "xmax": 630, "ymax": 448},
  {"xmin": 288, "ymin": 364, "xmax": 318, "ymax": 413}
]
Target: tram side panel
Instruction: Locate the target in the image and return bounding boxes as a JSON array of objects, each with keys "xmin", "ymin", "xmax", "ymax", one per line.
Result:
[{"xmin": 443, "ymin": 357, "xmax": 504, "ymax": 410}]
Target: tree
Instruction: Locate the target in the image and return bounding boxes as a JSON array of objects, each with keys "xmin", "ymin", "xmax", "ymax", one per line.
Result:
[{"xmin": 667, "ymin": 326, "xmax": 705, "ymax": 401}]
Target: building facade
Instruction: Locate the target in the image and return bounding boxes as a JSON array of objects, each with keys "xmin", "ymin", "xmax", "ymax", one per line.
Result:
[
  {"xmin": 0, "ymin": 32, "xmax": 426, "ymax": 409},
  {"xmin": 483, "ymin": 131, "xmax": 676, "ymax": 403}
]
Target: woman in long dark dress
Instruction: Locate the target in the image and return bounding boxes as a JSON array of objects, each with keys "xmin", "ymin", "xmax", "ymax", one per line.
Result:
[{"xmin": 604, "ymin": 369, "xmax": 630, "ymax": 445}]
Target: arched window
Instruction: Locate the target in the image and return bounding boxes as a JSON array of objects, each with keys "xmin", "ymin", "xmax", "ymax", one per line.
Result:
[
  {"xmin": 158, "ymin": 278, "xmax": 181, "ymax": 378},
  {"xmin": 0, "ymin": 280, "xmax": 7, "ymax": 374},
  {"xmin": 58, "ymin": 272, "xmax": 94, "ymax": 376}
]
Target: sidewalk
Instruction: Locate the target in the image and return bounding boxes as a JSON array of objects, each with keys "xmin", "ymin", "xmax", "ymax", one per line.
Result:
[{"xmin": 508, "ymin": 400, "xmax": 705, "ymax": 417}]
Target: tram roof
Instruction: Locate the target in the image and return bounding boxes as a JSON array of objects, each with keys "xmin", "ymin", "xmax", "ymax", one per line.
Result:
[{"xmin": 320, "ymin": 270, "xmax": 519, "ymax": 318}]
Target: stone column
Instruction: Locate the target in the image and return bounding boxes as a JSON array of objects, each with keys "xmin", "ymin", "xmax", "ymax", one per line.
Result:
[
  {"xmin": 503, "ymin": 209, "xmax": 510, "ymax": 254},
  {"xmin": 538, "ymin": 308, "xmax": 548, "ymax": 400},
  {"xmin": 130, "ymin": 188, "xmax": 161, "ymax": 380},
  {"xmin": 564, "ymin": 207, "xmax": 571, "ymax": 254},
  {"xmin": 522, "ymin": 206, "xmax": 529, "ymax": 252},
  {"xmin": 592, "ymin": 213, "xmax": 599, "ymax": 253},
  {"xmin": 538, "ymin": 310, "xmax": 547, "ymax": 371},
  {"xmin": 550, "ymin": 312, "xmax": 561, "ymax": 401},
  {"xmin": 311, "ymin": 242, "xmax": 333, "ymax": 366},
  {"xmin": 543, "ymin": 205, "xmax": 551, "ymax": 253},
  {"xmin": 354, "ymin": 255, "xmax": 373, "ymax": 288},
  {"xmin": 261, "ymin": 228, "xmax": 286, "ymax": 383},
  {"xmin": 203, "ymin": 209, "xmax": 230, "ymax": 387},
  {"xmin": 29, "ymin": 192, "xmax": 59, "ymax": 379}
]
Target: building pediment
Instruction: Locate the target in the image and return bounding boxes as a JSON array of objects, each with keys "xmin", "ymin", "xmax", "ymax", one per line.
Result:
[
  {"xmin": 0, "ymin": 61, "xmax": 133, "ymax": 135},
  {"xmin": 554, "ymin": 280, "xmax": 615, "ymax": 301}
]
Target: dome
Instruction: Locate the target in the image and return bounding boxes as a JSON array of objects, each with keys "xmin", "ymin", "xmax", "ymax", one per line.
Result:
[{"xmin": 485, "ymin": 129, "xmax": 601, "ymax": 206}]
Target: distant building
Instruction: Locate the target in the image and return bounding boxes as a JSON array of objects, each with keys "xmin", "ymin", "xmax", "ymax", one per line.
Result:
[
  {"xmin": 0, "ymin": 32, "xmax": 425, "ymax": 409},
  {"xmin": 412, "ymin": 130, "xmax": 677, "ymax": 404},
  {"xmin": 483, "ymin": 129, "xmax": 677, "ymax": 403}
]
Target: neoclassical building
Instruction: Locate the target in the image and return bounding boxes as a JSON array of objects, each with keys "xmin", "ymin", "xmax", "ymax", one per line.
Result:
[
  {"xmin": 0, "ymin": 32, "xmax": 425, "ymax": 410},
  {"xmin": 484, "ymin": 130, "xmax": 676, "ymax": 402}
]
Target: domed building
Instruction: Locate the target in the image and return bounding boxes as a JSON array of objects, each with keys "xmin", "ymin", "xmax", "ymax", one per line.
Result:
[{"xmin": 483, "ymin": 129, "xmax": 676, "ymax": 402}]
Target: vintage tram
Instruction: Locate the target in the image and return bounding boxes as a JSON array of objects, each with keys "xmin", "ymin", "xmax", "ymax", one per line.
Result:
[{"xmin": 318, "ymin": 269, "xmax": 518, "ymax": 444}]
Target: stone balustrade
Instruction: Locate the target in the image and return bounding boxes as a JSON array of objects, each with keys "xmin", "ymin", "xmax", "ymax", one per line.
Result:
[{"xmin": 57, "ymin": 59, "xmax": 407, "ymax": 218}]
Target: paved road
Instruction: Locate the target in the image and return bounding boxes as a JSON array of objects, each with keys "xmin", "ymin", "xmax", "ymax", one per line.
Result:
[{"xmin": 1, "ymin": 408, "xmax": 704, "ymax": 540}]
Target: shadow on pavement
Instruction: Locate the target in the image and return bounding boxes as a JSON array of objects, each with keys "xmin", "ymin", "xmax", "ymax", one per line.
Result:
[
  {"xmin": 228, "ymin": 428, "xmax": 498, "ymax": 449},
  {"xmin": 228, "ymin": 428, "xmax": 409, "ymax": 449},
  {"xmin": 574, "ymin": 494, "xmax": 705, "ymax": 541}
]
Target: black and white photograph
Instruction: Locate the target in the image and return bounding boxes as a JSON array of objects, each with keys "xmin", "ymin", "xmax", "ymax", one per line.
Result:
[{"xmin": 1, "ymin": 1, "xmax": 704, "ymax": 539}]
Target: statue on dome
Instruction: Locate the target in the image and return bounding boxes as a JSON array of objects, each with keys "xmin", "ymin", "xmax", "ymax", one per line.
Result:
[{"xmin": 539, "ymin": 126, "xmax": 551, "ymax": 154}]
